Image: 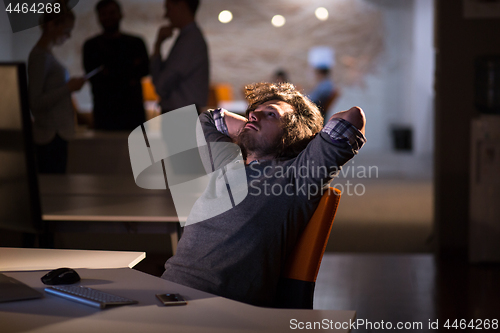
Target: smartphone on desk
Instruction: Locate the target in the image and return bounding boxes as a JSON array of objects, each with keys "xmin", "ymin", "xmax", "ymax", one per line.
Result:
[{"xmin": 156, "ymin": 293, "xmax": 187, "ymax": 306}]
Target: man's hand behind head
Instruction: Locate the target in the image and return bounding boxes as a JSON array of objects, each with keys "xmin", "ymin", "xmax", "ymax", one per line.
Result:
[{"xmin": 329, "ymin": 106, "xmax": 366, "ymax": 135}]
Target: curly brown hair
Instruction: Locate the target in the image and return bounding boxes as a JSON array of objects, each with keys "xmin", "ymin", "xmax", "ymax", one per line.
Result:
[{"xmin": 244, "ymin": 82, "xmax": 324, "ymax": 159}]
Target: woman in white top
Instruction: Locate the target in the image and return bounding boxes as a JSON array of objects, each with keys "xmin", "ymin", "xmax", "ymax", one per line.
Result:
[{"xmin": 28, "ymin": 1, "xmax": 85, "ymax": 173}]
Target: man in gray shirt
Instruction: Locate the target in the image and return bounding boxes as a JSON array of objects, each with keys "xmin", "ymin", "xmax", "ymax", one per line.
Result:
[
  {"xmin": 162, "ymin": 82, "xmax": 366, "ymax": 307},
  {"xmin": 151, "ymin": 0, "xmax": 209, "ymax": 113}
]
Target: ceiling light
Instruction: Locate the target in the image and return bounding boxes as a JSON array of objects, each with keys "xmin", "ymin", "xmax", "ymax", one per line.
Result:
[
  {"xmin": 271, "ymin": 15, "xmax": 285, "ymax": 27},
  {"xmin": 218, "ymin": 10, "xmax": 233, "ymax": 23},
  {"xmin": 315, "ymin": 7, "xmax": 329, "ymax": 21}
]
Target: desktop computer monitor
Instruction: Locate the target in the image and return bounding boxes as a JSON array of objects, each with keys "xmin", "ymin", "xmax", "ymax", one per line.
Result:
[{"xmin": 0, "ymin": 63, "xmax": 41, "ymax": 236}]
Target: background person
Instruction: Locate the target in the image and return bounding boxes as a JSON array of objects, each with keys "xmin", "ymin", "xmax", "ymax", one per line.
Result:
[
  {"xmin": 308, "ymin": 65, "xmax": 337, "ymax": 115},
  {"xmin": 151, "ymin": 0, "xmax": 209, "ymax": 114},
  {"xmin": 28, "ymin": 1, "xmax": 85, "ymax": 174},
  {"xmin": 83, "ymin": 0, "xmax": 150, "ymax": 130}
]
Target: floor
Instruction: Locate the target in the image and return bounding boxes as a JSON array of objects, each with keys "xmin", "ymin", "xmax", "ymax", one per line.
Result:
[
  {"xmin": 314, "ymin": 254, "xmax": 500, "ymax": 333},
  {"xmin": 133, "ymin": 253, "xmax": 500, "ymax": 333},
  {"xmin": 25, "ymin": 151, "xmax": 499, "ymax": 331},
  {"xmin": 326, "ymin": 151, "xmax": 434, "ymax": 253},
  {"xmin": 327, "ymin": 177, "xmax": 434, "ymax": 253},
  {"xmin": 310, "ymin": 153, "xmax": 496, "ymax": 331},
  {"xmin": 132, "ymin": 152, "xmax": 500, "ymax": 332}
]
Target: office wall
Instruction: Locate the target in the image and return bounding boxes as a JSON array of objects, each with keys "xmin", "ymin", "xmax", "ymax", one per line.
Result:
[
  {"xmin": 333, "ymin": 0, "xmax": 434, "ymax": 154},
  {"xmin": 0, "ymin": 7, "xmax": 12, "ymax": 60},
  {"xmin": 434, "ymin": 0, "xmax": 500, "ymax": 258},
  {"xmin": 409, "ymin": 0, "xmax": 435, "ymax": 156},
  {"xmin": 2, "ymin": 0, "xmax": 434, "ymax": 156},
  {"xmin": 2, "ymin": 0, "xmax": 433, "ymax": 156}
]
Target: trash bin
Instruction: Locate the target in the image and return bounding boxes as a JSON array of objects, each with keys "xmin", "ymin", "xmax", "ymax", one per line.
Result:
[
  {"xmin": 392, "ymin": 126, "xmax": 412, "ymax": 151},
  {"xmin": 475, "ymin": 55, "xmax": 500, "ymax": 115}
]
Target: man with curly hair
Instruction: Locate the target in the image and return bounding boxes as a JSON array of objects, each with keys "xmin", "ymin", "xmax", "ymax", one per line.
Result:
[{"xmin": 161, "ymin": 82, "xmax": 366, "ymax": 307}]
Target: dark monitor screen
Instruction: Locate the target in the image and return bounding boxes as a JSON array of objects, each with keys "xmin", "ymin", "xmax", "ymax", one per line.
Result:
[{"xmin": 0, "ymin": 62, "xmax": 41, "ymax": 234}]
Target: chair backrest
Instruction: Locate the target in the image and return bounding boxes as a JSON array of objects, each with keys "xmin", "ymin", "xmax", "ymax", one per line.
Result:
[
  {"xmin": 274, "ymin": 187, "xmax": 341, "ymax": 309},
  {"xmin": 206, "ymin": 83, "xmax": 234, "ymax": 109}
]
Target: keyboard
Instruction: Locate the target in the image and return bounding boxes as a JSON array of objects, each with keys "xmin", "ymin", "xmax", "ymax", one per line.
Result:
[{"xmin": 45, "ymin": 285, "xmax": 138, "ymax": 309}]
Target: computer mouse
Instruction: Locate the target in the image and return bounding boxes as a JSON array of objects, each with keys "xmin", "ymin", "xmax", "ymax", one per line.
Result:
[{"xmin": 41, "ymin": 268, "xmax": 81, "ymax": 285}]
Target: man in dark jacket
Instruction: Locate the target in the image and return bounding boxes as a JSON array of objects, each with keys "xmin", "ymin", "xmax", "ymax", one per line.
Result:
[{"xmin": 83, "ymin": 0, "xmax": 149, "ymax": 130}]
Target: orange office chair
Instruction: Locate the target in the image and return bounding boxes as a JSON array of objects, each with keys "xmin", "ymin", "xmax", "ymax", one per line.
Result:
[
  {"xmin": 275, "ymin": 187, "xmax": 341, "ymax": 309},
  {"xmin": 142, "ymin": 76, "xmax": 160, "ymax": 102},
  {"xmin": 206, "ymin": 83, "xmax": 234, "ymax": 109}
]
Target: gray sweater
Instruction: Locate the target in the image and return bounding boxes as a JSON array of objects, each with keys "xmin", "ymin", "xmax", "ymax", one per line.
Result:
[{"xmin": 162, "ymin": 111, "xmax": 364, "ymax": 306}]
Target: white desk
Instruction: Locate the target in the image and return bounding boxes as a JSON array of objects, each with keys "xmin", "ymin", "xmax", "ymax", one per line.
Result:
[
  {"xmin": 39, "ymin": 175, "xmax": 182, "ymax": 252},
  {"xmin": 1, "ymin": 267, "xmax": 355, "ymax": 333},
  {"xmin": 0, "ymin": 248, "xmax": 355, "ymax": 332},
  {"xmin": 0, "ymin": 247, "xmax": 145, "ymax": 271}
]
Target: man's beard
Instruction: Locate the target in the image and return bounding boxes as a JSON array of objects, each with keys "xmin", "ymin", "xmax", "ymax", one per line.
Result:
[{"xmin": 237, "ymin": 128, "xmax": 281, "ymax": 159}]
